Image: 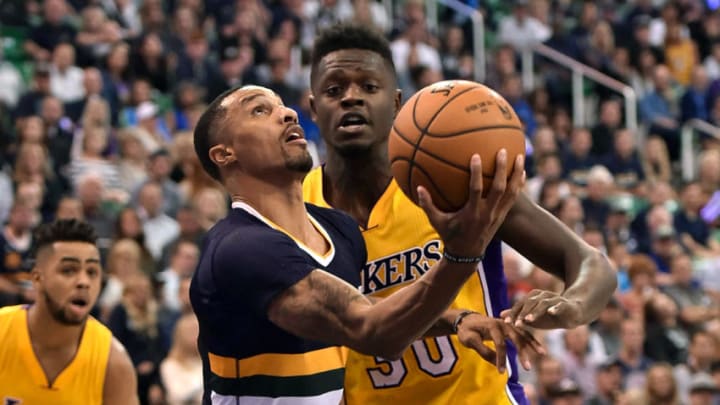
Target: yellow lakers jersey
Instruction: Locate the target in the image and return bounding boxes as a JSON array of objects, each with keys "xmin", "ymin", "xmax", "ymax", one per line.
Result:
[
  {"xmin": 303, "ymin": 168, "xmax": 527, "ymax": 405},
  {"xmin": 0, "ymin": 305, "xmax": 112, "ymax": 405}
]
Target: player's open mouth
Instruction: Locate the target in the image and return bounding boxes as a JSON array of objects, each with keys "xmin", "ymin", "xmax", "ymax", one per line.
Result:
[
  {"xmin": 338, "ymin": 113, "xmax": 368, "ymax": 131},
  {"xmin": 283, "ymin": 125, "xmax": 307, "ymax": 145},
  {"xmin": 70, "ymin": 298, "xmax": 88, "ymax": 309}
]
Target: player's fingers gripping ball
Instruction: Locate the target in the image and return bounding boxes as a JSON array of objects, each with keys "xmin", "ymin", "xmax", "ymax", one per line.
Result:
[{"xmin": 389, "ymin": 80, "xmax": 526, "ymax": 212}]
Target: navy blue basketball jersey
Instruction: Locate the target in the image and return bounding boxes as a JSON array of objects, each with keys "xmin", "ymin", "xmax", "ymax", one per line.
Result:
[{"xmin": 190, "ymin": 202, "xmax": 366, "ymax": 405}]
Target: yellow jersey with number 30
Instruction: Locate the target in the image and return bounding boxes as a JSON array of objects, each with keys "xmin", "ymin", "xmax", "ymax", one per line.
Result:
[{"xmin": 303, "ymin": 168, "xmax": 527, "ymax": 405}]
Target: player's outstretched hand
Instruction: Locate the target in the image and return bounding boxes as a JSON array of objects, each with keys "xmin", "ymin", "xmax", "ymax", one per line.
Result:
[
  {"xmin": 417, "ymin": 150, "xmax": 525, "ymax": 258},
  {"xmin": 500, "ymin": 289, "xmax": 584, "ymax": 329},
  {"xmin": 456, "ymin": 313, "xmax": 545, "ymax": 373}
]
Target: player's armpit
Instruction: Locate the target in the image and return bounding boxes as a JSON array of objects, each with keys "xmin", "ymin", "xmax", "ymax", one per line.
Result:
[{"xmin": 103, "ymin": 338, "xmax": 140, "ymax": 405}]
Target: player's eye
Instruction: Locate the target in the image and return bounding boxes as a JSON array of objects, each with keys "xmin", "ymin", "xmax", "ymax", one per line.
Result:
[
  {"xmin": 364, "ymin": 83, "xmax": 379, "ymax": 92},
  {"xmin": 325, "ymin": 85, "xmax": 342, "ymax": 97},
  {"xmin": 252, "ymin": 105, "xmax": 269, "ymax": 116},
  {"xmin": 86, "ymin": 268, "xmax": 100, "ymax": 278},
  {"xmin": 61, "ymin": 267, "xmax": 77, "ymax": 275}
]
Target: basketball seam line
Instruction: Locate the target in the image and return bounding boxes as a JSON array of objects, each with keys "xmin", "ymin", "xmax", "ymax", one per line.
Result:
[
  {"xmin": 407, "ymin": 85, "xmax": 479, "ymax": 202},
  {"xmin": 391, "ymin": 124, "xmax": 520, "ymax": 177},
  {"xmin": 419, "ymin": 124, "xmax": 524, "ymax": 138},
  {"xmin": 392, "ymin": 157, "xmax": 456, "ymax": 208}
]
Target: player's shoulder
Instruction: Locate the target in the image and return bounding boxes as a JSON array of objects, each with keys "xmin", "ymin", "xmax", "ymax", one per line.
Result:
[
  {"xmin": 0, "ymin": 304, "xmax": 22, "ymax": 318},
  {"xmin": 306, "ymin": 203, "xmax": 358, "ymax": 233}
]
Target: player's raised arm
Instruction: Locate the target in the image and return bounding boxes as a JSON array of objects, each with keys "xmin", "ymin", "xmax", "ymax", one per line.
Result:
[
  {"xmin": 268, "ymin": 151, "xmax": 525, "ymax": 360},
  {"xmin": 103, "ymin": 338, "xmax": 139, "ymax": 405},
  {"xmin": 497, "ymin": 191, "xmax": 617, "ymax": 330}
]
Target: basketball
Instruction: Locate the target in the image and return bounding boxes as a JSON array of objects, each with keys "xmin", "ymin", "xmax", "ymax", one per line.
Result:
[{"xmin": 388, "ymin": 80, "xmax": 526, "ymax": 212}]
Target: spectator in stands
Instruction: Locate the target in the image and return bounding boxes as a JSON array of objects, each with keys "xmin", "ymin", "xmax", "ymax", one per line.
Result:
[
  {"xmin": 649, "ymin": 2, "xmax": 688, "ymax": 48},
  {"xmin": 687, "ymin": 373, "xmax": 720, "ymax": 405},
  {"xmin": 703, "ymin": 41, "xmax": 720, "ymax": 80},
  {"xmin": 591, "ymin": 99, "xmax": 623, "ymax": 158},
  {"xmin": 538, "ymin": 178, "xmax": 571, "ymax": 215},
  {"xmin": 14, "ymin": 63, "xmax": 52, "ymax": 119},
  {"xmin": 605, "ymin": 197, "xmax": 635, "ymax": 249},
  {"xmin": 527, "ymin": 152, "xmax": 563, "ymax": 203},
  {"xmin": 116, "ymin": 127, "xmax": 150, "ymax": 191},
  {"xmin": 680, "ymin": 66, "xmax": 710, "ymax": 123},
  {"xmin": 562, "ymin": 127, "xmax": 596, "ymax": 188},
  {"xmin": 535, "ymin": 356, "xmax": 566, "ymax": 405},
  {"xmin": 632, "ymin": 182, "xmax": 676, "ymax": 251},
  {"xmin": 159, "ymin": 204, "xmax": 205, "ymax": 268},
  {"xmin": 640, "ymin": 64, "xmax": 682, "ymax": 160},
  {"xmin": 166, "ymin": 6, "xmax": 200, "ymax": 56},
  {"xmin": 119, "ymin": 78, "xmax": 155, "ymax": 127},
  {"xmin": 620, "ymin": 254, "xmax": 659, "ymax": 319},
  {"xmin": 390, "ymin": 18, "xmax": 442, "ymax": 95},
  {"xmin": 641, "ymin": 136, "xmax": 672, "ymax": 184},
  {"xmin": 616, "ymin": 317, "xmax": 653, "ymax": 391},
  {"xmin": 501, "ymin": 74, "xmax": 537, "ymax": 138},
  {"xmin": 665, "ymin": 23, "xmax": 699, "ymax": 87},
  {"xmin": 98, "ymin": 237, "xmax": 144, "ymax": 321},
  {"xmin": 11, "ymin": 142, "xmax": 65, "ymax": 222},
  {"xmin": 258, "ymin": 38, "xmax": 302, "ymax": 106},
  {"xmin": 497, "ymin": 0, "xmax": 551, "ymax": 51},
  {"xmin": 674, "ymin": 182, "xmax": 717, "ymax": 254},
  {"xmin": 696, "ymin": 149, "xmax": 720, "ymax": 197},
  {"xmin": 156, "ymin": 240, "xmax": 198, "ymax": 312},
  {"xmin": 587, "ymin": 358, "xmax": 624, "ymax": 405},
  {"xmin": 23, "ymin": 0, "xmax": 76, "ymax": 62},
  {"xmin": 75, "ymin": 5, "xmax": 123, "ymax": 67},
  {"xmin": 556, "ymin": 325, "xmax": 608, "ymax": 399},
  {"xmin": 643, "ymin": 291, "xmax": 689, "ymax": 365},
  {"xmin": 175, "ymin": 32, "xmax": 220, "ymax": 95},
  {"xmin": 347, "ymin": 0, "xmax": 391, "ymax": 35},
  {"xmin": 546, "ymin": 377, "xmax": 583, "ymax": 405},
  {"xmin": 581, "ymin": 165, "xmax": 614, "ymax": 228},
  {"xmin": 439, "ymin": 25, "xmax": 471, "ymax": 80},
  {"xmin": 189, "ymin": 186, "xmax": 227, "ymax": 233},
  {"xmin": 101, "ymin": 42, "xmax": 131, "ymax": 121},
  {"xmin": 49, "ymin": 43, "xmax": 86, "ymax": 104},
  {"xmin": 41, "ymin": 95, "xmax": 75, "ymax": 176},
  {"xmin": 113, "ymin": 206, "xmax": 156, "ymax": 275},
  {"xmin": 66, "ymin": 125, "xmax": 122, "ymax": 192},
  {"xmin": 137, "ymin": 181, "xmax": 179, "ymax": 262},
  {"xmin": 664, "ymin": 253, "xmax": 719, "ymax": 333},
  {"xmin": 0, "ymin": 200, "xmax": 38, "ymax": 307},
  {"xmin": 131, "ymin": 32, "xmax": 171, "ymax": 93},
  {"xmin": 160, "ymin": 314, "xmax": 203, "ymax": 405},
  {"xmin": 108, "ymin": 273, "xmax": 168, "ymax": 405},
  {"xmin": 486, "ymin": 44, "xmax": 519, "ymax": 91},
  {"xmin": 55, "ymin": 195, "xmax": 83, "ymax": 220},
  {"xmin": 556, "ymin": 195, "xmax": 585, "ymax": 236},
  {"xmin": 204, "ymin": 45, "xmax": 257, "ymax": 104},
  {"xmin": 648, "ymin": 223, "xmax": 685, "ymax": 275},
  {"xmin": 593, "ymin": 297, "xmax": 625, "ymax": 357},
  {"xmin": 0, "ymin": 48, "xmax": 24, "ymax": 110},
  {"xmin": 75, "ymin": 172, "xmax": 115, "ymax": 244},
  {"xmin": 675, "ymin": 330, "xmax": 719, "ymax": 402},
  {"xmin": 166, "ymin": 82, "xmax": 205, "ymax": 133},
  {"xmin": 132, "ymin": 148, "xmax": 181, "ymax": 218},
  {"xmin": 602, "ymin": 128, "xmax": 646, "ymax": 192}
]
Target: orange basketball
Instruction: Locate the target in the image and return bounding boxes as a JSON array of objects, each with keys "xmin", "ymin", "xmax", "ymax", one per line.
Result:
[{"xmin": 389, "ymin": 80, "xmax": 526, "ymax": 212}]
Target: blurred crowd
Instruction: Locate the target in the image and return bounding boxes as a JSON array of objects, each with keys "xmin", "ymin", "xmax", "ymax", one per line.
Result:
[{"xmin": 1, "ymin": 0, "xmax": 720, "ymax": 404}]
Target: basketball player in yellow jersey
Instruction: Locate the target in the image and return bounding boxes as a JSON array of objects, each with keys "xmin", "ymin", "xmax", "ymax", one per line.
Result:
[
  {"xmin": 304, "ymin": 23, "xmax": 617, "ymax": 404},
  {"xmin": 0, "ymin": 219, "xmax": 138, "ymax": 405}
]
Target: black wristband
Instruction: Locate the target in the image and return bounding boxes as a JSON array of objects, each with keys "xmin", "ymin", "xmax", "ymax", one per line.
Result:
[
  {"xmin": 443, "ymin": 250, "xmax": 485, "ymax": 264},
  {"xmin": 452, "ymin": 310, "xmax": 477, "ymax": 333}
]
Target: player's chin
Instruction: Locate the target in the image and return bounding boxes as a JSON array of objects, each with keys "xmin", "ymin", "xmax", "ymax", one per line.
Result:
[{"xmin": 333, "ymin": 138, "xmax": 376, "ymax": 157}]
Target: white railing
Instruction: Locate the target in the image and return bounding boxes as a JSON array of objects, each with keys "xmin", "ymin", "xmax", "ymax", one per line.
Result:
[
  {"xmin": 425, "ymin": 0, "xmax": 486, "ymax": 83},
  {"xmin": 521, "ymin": 43, "xmax": 637, "ymax": 132},
  {"xmin": 681, "ymin": 119, "xmax": 720, "ymax": 181}
]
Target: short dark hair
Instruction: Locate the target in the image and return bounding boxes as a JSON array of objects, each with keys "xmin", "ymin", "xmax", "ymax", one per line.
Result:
[
  {"xmin": 310, "ymin": 23, "xmax": 396, "ymax": 86},
  {"xmin": 33, "ymin": 219, "xmax": 98, "ymax": 258},
  {"xmin": 193, "ymin": 86, "xmax": 242, "ymax": 182}
]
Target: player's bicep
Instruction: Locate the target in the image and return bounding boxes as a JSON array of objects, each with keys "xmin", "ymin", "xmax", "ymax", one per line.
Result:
[
  {"xmin": 104, "ymin": 338, "xmax": 139, "ymax": 405},
  {"xmin": 267, "ymin": 269, "xmax": 373, "ymax": 347}
]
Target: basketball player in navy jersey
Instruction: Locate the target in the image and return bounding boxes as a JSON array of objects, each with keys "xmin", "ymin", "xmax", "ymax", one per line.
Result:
[{"xmin": 189, "ymin": 85, "xmax": 538, "ymax": 404}]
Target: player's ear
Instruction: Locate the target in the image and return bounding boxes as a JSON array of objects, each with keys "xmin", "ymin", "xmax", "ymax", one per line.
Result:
[
  {"xmin": 209, "ymin": 144, "xmax": 236, "ymax": 168},
  {"xmin": 393, "ymin": 89, "xmax": 402, "ymax": 118},
  {"xmin": 308, "ymin": 93, "xmax": 317, "ymax": 122}
]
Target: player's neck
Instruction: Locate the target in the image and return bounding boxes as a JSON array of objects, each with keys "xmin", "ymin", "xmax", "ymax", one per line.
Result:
[
  {"xmin": 323, "ymin": 149, "xmax": 392, "ymax": 218},
  {"xmin": 227, "ymin": 173, "xmax": 311, "ymax": 237},
  {"xmin": 27, "ymin": 304, "xmax": 85, "ymax": 350}
]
